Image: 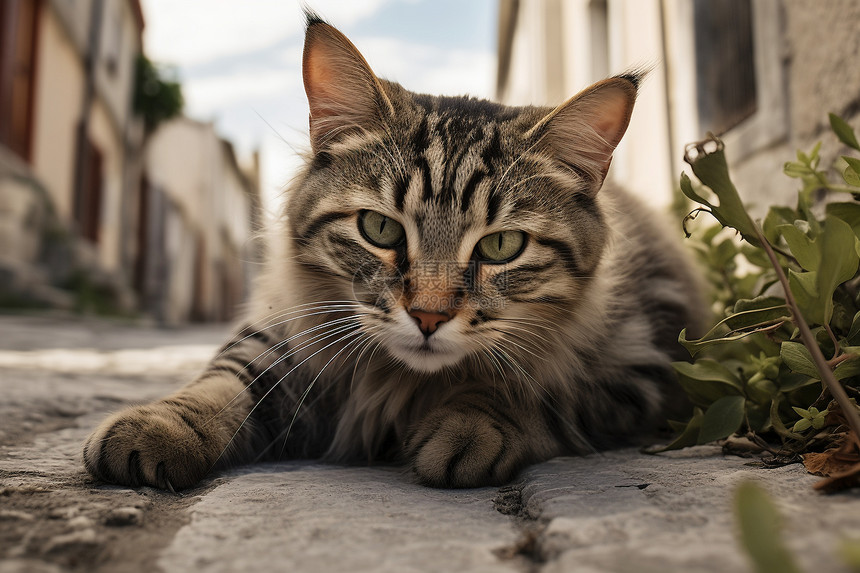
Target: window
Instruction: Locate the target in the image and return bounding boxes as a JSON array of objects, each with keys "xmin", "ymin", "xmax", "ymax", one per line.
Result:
[
  {"xmin": 74, "ymin": 139, "xmax": 103, "ymax": 243},
  {"xmin": 0, "ymin": 0, "xmax": 40, "ymax": 162},
  {"xmin": 588, "ymin": 0, "xmax": 609, "ymax": 83},
  {"xmin": 693, "ymin": 0, "xmax": 757, "ymax": 135}
]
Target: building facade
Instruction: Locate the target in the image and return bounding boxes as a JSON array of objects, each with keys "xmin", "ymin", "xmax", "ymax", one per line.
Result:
[
  {"xmin": 140, "ymin": 117, "xmax": 260, "ymax": 325},
  {"xmin": 496, "ymin": 0, "xmax": 860, "ymax": 212},
  {"xmin": 0, "ymin": 0, "xmax": 261, "ymax": 322},
  {"xmin": 0, "ymin": 0, "xmax": 144, "ymax": 310}
]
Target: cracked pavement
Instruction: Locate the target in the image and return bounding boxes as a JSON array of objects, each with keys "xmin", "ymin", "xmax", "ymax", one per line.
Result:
[{"xmin": 0, "ymin": 313, "xmax": 858, "ymax": 572}]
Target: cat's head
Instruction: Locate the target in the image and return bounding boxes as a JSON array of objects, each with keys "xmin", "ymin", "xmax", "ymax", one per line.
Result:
[{"xmin": 286, "ymin": 15, "xmax": 639, "ymax": 373}]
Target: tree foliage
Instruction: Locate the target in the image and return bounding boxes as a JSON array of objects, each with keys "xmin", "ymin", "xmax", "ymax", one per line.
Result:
[{"xmin": 134, "ymin": 54, "xmax": 184, "ymax": 133}]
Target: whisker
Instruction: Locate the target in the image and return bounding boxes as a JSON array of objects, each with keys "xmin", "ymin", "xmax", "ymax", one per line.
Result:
[
  {"xmin": 212, "ymin": 328, "xmax": 365, "ymax": 469},
  {"xmin": 349, "ymin": 327, "xmax": 385, "ymax": 393},
  {"xmin": 206, "ymin": 318, "xmax": 364, "ymax": 425},
  {"xmin": 249, "ymin": 314, "xmax": 366, "ymax": 367},
  {"xmin": 496, "ymin": 330, "xmax": 548, "ymax": 362},
  {"xmin": 491, "ymin": 344, "xmax": 528, "ymax": 386},
  {"xmin": 475, "ymin": 342, "xmax": 509, "ymax": 399},
  {"xmin": 494, "ymin": 136, "xmax": 544, "ymax": 193},
  {"xmin": 296, "ymin": 327, "xmax": 379, "ymax": 415},
  {"xmin": 490, "ymin": 339, "xmax": 596, "ymax": 454},
  {"xmin": 217, "ymin": 303, "xmax": 362, "ymax": 356},
  {"xmin": 492, "ymin": 323, "xmax": 554, "ymax": 347},
  {"xmin": 498, "ymin": 316, "xmax": 565, "ymax": 337},
  {"xmin": 273, "ymin": 333, "xmax": 370, "ymax": 459}
]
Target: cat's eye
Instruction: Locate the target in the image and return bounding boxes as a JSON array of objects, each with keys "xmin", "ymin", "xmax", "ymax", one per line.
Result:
[
  {"xmin": 476, "ymin": 231, "xmax": 526, "ymax": 263},
  {"xmin": 358, "ymin": 210, "xmax": 405, "ymax": 248}
]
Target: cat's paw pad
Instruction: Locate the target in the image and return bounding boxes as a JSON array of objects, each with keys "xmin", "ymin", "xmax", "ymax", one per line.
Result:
[
  {"xmin": 406, "ymin": 409, "xmax": 509, "ymax": 488},
  {"xmin": 83, "ymin": 404, "xmax": 215, "ymax": 490}
]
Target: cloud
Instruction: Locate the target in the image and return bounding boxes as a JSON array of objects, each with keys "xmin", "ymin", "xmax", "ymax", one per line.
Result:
[
  {"xmin": 139, "ymin": 0, "xmax": 497, "ymax": 214},
  {"xmin": 182, "ymin": 66, "xmax": 299, "ymax": 116},
  {"xmin": 141, "ymin": 0, "xmax": 393, "ymax": 67},
  {"xmin": 180, "ymin": 35, "xmax": 495, "ymax": 214},
  {"xmin": 141, "ymin": 0, "xmax": 297, "ymax": 66},
  {"xmin": 182, "ymin": 35, "xmax": 494, "ymax": 126},
  {"xmin": 353, "ymin": 36, "xmax": 495, "ymax": 98}
]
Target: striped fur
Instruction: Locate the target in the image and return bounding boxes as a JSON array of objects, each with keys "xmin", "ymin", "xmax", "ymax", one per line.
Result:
[{"xmin": 83, "ymin": 16, "xmax": 703, "ymax": 490}]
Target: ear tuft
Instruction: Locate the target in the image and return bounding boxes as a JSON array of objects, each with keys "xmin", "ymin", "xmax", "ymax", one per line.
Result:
[
  {"xmin": 302, "ymin": 19, "xmax": 392, "ymax": 153},
  {"xmin": 531, "ymin": 72, "xmax": 642, "ymax": 191},
  {"xmin": 615, "ymin": 68, "xmax": 648, "ymax": 90},
  {"xmin": 303, "ymin": 6, "xmax": 327, "ymax": 28}
]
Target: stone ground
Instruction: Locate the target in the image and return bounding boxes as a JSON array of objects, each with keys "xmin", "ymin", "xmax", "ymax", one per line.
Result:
[{"xmin": 0, "ymin": 313, "xmax": 858, "ymax": 573}]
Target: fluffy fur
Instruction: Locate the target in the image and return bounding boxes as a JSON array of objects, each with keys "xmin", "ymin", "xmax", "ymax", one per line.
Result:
[{"xmin": 83, "ymin": 16, "xmax": 703, "ymax": 490}]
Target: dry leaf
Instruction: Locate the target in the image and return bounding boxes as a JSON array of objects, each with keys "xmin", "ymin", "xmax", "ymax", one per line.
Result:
[
  {"xmin": 802, "ymin": 431, "xmax": 860, "ymax": 493},
  {"xmin": 803, "ymin": 448, "xmax": 857, "ymax": 476},
  {"xmin": 812, "ymin": 462, "xmax": 860, "ymax": 493}
]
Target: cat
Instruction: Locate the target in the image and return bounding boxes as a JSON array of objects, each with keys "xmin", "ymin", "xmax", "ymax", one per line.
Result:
[{"xmin": 83, "ymin": 13, "xmax": 703, "ymax": 491}]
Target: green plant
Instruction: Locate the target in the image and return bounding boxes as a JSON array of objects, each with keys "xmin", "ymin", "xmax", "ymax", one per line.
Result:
[
  {"xmin": 134, "ymin": 54, "xmax": 184, "ymax": 133},
  {"xmin": 734, "ymin": 481, "xmax": 860, "ymax": 573},
  {"xmin": 735, "ymin": 481, "xmax": 802, "ymax": 573},
  {"xmin": 841, "ymin": 538, "xmax": 860, "ymax": 572},
  {"xmin": 659, "ymin": 115, "xmax": 860, "ymax": 489}
]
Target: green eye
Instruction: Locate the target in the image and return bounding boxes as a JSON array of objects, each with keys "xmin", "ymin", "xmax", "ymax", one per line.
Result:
[
  {"xmin": 476, "ymin": 231, "xmax": 526, "ymax": 263},
  {"xmin": 359, "ymin": 210, "xmax": 405, "ymax": 248}
]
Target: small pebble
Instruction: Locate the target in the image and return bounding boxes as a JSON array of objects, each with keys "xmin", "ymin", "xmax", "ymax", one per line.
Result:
[
  {"xmin": 0, "ymin": 558, "xmax": 64, "ymax": 573},
  {"xmin": 67, "ymin": 516, "xmax": 94, "ymax": 530},
  {"xmin": 104, "ymin": 507, "xmax": 144, "ymax": 527},
  {"xmin": 48, "ymin": 507, "xmax": 80, "ymax": 520},
  {"xmin": 42, "ymin": 529, "xmax": 100, "ymax": 555},
  {"xmin": 0, "ymin": 510, "xmax": 35, "ymax": 522}
]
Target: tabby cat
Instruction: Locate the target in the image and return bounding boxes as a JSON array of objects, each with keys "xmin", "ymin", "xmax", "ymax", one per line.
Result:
[{"xmin": 83, "ymin": 15, "xmax": 702, "ymax": 490}]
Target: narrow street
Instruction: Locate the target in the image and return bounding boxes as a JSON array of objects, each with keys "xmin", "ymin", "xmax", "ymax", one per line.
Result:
[{"xmin": 0, "ymin": 313, "xmax": 856, "ymax": 573}]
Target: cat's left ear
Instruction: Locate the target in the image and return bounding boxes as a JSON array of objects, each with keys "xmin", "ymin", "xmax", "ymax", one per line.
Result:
[
  {"xmin": 302, "ymin": 15, "xmax": 394, "ymax": 153},
  {"xmin": 530, "ymin": 73, "xmax": 641, "ymax": 192}
]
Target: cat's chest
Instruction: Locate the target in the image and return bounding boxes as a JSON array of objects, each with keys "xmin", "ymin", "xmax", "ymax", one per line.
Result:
[{"xmin": 322, "ymin": 366, "xmax": 453, "ymax": 456}]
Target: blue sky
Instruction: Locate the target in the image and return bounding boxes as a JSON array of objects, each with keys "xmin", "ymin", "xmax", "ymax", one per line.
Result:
[{"xmin": 140, "ymin": 0, "xmax": 498, "ymax": 213}]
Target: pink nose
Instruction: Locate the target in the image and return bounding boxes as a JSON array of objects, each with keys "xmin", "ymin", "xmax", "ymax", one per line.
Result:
[{"xmin": 408, "ymin": 309, "xmax": 451, "ymax": 336}]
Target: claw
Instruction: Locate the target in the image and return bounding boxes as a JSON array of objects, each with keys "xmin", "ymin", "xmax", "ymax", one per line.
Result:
[
  {"xmin": 155, "ymin": 461, "xmax": 179, "ymax": 494},
  {"xmin": 164, "ymin": 477, "xmax": 180, "ymax": 496}
]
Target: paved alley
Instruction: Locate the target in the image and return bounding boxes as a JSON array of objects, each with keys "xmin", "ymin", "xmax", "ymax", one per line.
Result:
[{"xmin": 0, "ymin": 313, "xmax": 857, "ymax": 573}]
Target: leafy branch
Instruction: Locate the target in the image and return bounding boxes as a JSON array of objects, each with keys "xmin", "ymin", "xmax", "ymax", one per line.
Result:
[
  {"xmin": 658, "ymin": 114, "xmax": 860, "ymax": 491},
  {"xmin": 754, "ymin": 212, "xmax": 860, "ymax": 446},
  {"xmin": 134, "ymin": 55, "xmax": 184, "ymax": 133}
]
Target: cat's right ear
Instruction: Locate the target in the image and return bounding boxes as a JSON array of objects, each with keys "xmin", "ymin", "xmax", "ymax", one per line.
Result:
[
  {"xmin": 302, "ymin": 16, "xmax": 393, "ymax": 153},
  {"xmin": 528, "ymin": 72, "xmax": 642, "ymax": 193}
]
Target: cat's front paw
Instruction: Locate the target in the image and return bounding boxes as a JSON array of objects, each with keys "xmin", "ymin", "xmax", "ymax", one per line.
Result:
[
  {"xmin": 83, "ymin": 403, "xmax": 218, "ymax": 490},
  {"xmin": 406, "ymin": 408, "xmax": 518, "ymax": 488}
]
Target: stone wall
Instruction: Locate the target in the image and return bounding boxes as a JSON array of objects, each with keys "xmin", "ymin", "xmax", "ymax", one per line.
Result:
[
  {"xmin": 0, "ymin": 151, "xmax": 134, "ymax": 314},
  {"xmin": 731, "ymin": 0, "xmax": 860, "ymax": 212},
  {"xmin": 784, "ymin": 0, "xmax": 860, "ymax": 140}
]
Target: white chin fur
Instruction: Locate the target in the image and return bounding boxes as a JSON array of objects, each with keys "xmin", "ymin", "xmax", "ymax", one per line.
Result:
[
  {"xmin": 384, "ymin": 340, "xmax": 467, "ymax": 373},
  {"xmin": 368, "ymin": 310, "xmax": 470, "ymax": 373}
]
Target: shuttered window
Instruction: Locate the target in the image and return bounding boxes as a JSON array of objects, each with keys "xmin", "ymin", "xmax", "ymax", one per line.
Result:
[
  {"xmin": 75, "ymin": 139, "xmax": 103, "ymax": 244},
  {"xmin": 693, "ymin": 0, "xmax": 757, "ymax": 135},
  {"xmin": 0, "ymin": 0, "xmax": 40, "ymax": 162}
]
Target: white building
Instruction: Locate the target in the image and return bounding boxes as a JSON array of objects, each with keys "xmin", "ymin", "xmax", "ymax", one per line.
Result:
[
  {"xmin": 0, "ymin": 0, "xmax": 145, "ymax": 309},
  {"xmin": 497, "ymin": 0, "xmax": 860, "ymax": 212},
  {"xmin": 141, "ymin": 117, "xmax": 261, "ymax": 325},
  {"xmin": 0, "ymin": 0, "xmax": 261, "ymax": 323}
]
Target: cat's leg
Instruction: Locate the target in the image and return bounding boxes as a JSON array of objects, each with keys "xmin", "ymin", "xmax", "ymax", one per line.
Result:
[
  {"xmin": 83, "ymin": 325, "xmax": 294, "ymax": 490},
  {"xmin": 567, "ymin": 367, "xmax": 669, "ymax": 448},
  {"xmin": 404, "ymin": 388, "xmax": 562, "ymax": 488}
]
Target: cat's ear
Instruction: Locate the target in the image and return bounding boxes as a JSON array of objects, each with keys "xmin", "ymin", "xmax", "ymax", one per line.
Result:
[
  {"xmin": 530, "ymin": 73, "xmax": 641, "ymax": 191},
  {"xmin": 302, "ymin": 15, "xmax": 393, "ymax": 153}
]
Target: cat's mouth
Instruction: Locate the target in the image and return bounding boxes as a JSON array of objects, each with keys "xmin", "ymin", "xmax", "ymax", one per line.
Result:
[{"xmin": 386, "ymin": 338, "xmax": 466, "ymax": 373}]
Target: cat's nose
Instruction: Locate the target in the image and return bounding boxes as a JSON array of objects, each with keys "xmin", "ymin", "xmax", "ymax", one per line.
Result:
[{"xmin": 408, "ymin": 309, "xmax": 451, "ymax": 336}]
